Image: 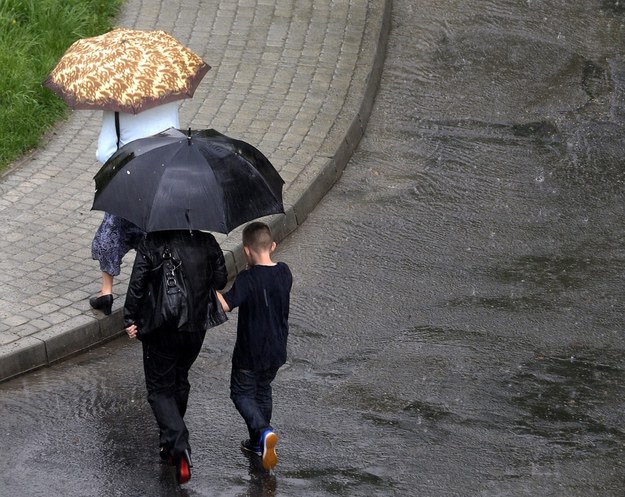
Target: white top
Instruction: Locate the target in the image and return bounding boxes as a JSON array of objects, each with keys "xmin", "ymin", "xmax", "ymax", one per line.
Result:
[{"xmin": 96, "ymin": 101, "xmax": 181, "ymax": 164}]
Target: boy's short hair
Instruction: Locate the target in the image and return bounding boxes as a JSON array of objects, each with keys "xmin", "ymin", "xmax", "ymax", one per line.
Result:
[{"xmin": 242, "ymin": 222, "xmax": 273, "ymax": 252}]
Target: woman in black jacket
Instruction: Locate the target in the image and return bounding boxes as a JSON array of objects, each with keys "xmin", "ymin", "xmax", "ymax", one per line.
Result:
[{"xmin": 123, "ymin": 230, "xmax": 228, "ymax": 484}]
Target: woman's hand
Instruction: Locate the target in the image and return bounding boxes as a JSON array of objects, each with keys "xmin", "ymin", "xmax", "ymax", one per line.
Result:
[{"xmin": 126, "ymin": 323, "xmax": 139, "ymax": 339}]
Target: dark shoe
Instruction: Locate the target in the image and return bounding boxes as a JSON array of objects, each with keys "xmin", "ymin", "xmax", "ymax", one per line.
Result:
[
  {"xmin": 160, "ymin": 446, "xmax": 173, "ymax": 465},
  {"xmin": 260, "ymin": 430, "xmax": 278, "ymax": 470},
  {"xmin": 175, "ymin": 448, "xmax": 192, "ymax": 484},
  {"xmin": 89, "ymin": 294, "xmax": 113, "ymax": 315},
  {"xmin": 241, "ymin": 439, "xmax": 262, "ymax": 456}
]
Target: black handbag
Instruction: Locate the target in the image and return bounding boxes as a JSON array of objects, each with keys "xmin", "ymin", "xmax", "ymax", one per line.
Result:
[{"xmin": 141, "ymin": 245, "xmax": 189, "ymax": 333}]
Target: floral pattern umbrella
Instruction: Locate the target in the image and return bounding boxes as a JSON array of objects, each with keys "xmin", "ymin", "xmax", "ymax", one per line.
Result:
[{"xmin": 43, "ymin": 28, "xmax": 210, "ymax": 114}]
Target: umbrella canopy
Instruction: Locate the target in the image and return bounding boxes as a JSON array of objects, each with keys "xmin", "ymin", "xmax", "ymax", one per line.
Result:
[
  {"xmin": 92, "ymin": 128, "xmax": 285, "ymax": 233},
  {"xmin": 43, "ymin": 28, "xmax": 210, "ymax": 114}
]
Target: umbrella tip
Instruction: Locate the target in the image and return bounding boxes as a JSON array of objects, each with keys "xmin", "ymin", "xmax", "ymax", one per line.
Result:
[{"xmin": 187, "ymin": 127, "xmax": 192, "ymax": 145}]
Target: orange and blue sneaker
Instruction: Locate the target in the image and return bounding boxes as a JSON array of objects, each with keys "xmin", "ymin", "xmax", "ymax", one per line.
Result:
[{"xmin": 260, "ymin": 430, "xmax": 278, "ymax": 470}]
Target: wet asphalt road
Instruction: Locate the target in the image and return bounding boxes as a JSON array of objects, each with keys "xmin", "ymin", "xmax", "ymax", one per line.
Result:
[{"xmin": 2, "ymin": 1, "xmax": 625, "ymax": 496}]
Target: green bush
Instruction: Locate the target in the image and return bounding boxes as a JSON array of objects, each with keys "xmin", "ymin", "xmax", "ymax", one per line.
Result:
[{"xmin": 0, "ymin": 0, "xmax": 122, "ymax": 173}]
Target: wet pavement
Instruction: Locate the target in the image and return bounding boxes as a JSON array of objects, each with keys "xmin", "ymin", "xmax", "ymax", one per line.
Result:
[{"xmin": 2, "ymin": 0, "xmax": 625, "ymax": 496}]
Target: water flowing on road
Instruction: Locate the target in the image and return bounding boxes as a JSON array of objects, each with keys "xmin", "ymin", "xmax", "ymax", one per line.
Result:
[{"xmin": 1, "ymin": 1, "xmax": 624, "ymax": 495}]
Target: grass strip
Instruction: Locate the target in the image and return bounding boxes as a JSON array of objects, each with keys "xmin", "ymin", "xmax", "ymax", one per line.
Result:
[{"xmin": 0, "ymin": 0, "xmax": 122, "ymax": 173}]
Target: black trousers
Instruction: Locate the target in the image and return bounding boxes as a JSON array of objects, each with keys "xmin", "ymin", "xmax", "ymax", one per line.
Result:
[{"xmin": 142, "ymin": 329, "xmax": 206, "ymax": 457}]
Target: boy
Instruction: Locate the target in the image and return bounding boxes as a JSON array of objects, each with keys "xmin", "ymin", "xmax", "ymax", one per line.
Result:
[{"xmin": 217, "ymin": 222, "xmax": 293, "ymax": 471}]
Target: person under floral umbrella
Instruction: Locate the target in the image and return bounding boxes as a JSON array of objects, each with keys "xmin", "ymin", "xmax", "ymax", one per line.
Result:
[
  {"xmin": 89, "ymin": 102, "xmax": 180, "ymax": 315},
  {"xmin": 43, "ymin": 27, "xmax": 211, "ymax": 315}
]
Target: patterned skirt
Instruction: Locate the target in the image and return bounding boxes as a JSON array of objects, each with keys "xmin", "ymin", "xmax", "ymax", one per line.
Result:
[{"xmin": 91, "ymin": 213, "xmax": 145, "ymax": 276}]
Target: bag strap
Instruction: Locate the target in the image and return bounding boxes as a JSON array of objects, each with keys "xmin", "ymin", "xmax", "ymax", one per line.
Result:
[
  {"xmin": 114, "ymin": 112, "xmax": 120, "ymax": 150},
  {"xmin": 162, "ymin": 245, "xmax": 182, "ymax": 271}
]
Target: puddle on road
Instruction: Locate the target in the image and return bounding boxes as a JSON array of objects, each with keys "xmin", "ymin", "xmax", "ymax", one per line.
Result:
[{"xmin": 508, "ymin": 350, "xmax": 625, "ymax": 453}]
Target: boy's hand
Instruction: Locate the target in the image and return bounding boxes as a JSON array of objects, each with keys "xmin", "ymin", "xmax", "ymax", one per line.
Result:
[
  {"xmin": 126, "ymin": 323, "xmax": 139, "ymax": 339},
  {"xmin": 217, "ymin": 291, "xmax": 230, "ymax": 312}
]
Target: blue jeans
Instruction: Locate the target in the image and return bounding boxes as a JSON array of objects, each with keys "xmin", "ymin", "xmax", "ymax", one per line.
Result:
[{"xmin": 230, "ymin": 367, "xmax": 279, "ymax": 444}]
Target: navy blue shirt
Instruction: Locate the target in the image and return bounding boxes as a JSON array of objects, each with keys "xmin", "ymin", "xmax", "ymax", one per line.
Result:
[{"xmin": 223, "ymin": 262, "xmax": 292, "ymax": 371}]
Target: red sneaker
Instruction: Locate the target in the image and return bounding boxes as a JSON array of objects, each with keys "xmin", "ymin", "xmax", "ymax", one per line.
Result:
[{"xmin": 176, "ymin": 450, "xmax": 192, "ymax": 484}]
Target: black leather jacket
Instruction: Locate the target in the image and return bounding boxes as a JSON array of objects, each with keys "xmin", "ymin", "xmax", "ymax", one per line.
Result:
[{"xmin": 124, "ymin": 230, "xmax": 228, "ymax": 337}]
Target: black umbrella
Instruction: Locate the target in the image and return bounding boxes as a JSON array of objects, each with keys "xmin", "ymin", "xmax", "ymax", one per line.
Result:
[{"xmin": 92, "ymin": 128, "xmax": 285, "ymax": 233}]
